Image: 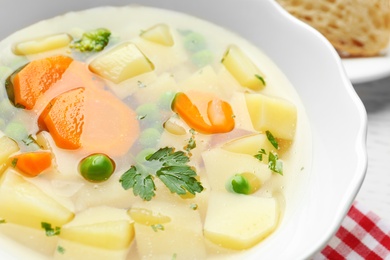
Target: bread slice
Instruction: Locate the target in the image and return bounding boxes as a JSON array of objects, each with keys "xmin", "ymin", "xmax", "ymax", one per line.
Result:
[{"xmin": 276, "ymin": 0, "xmax": 390, "ymax": 57}]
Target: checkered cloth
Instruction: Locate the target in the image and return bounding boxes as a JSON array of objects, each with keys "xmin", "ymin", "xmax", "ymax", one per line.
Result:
[{"xmin": 313, "ymin": 201, "xmax": 390, "ymax": 260}]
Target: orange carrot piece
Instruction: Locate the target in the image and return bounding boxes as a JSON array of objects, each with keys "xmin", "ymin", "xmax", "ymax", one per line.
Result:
[
  {"xmin": 12, "ymin": 55, "xmax": 73, "ymax": 109},
  {"xmin": 172, "ymin": 92, "xmax": 235, "ymax": 134},
  {"xmin": 171, "ymin": 92, "xmax": 212, "ymax": 133},
  {"xmin": 39, "ymin": 87, "xmax": 140, "ymax": 156},
  {"xmin": 39, "ymin": 88, "xmax": 85, "ymax": 149},
  {"xmin": 11, "ymin": 151, "xmax": 52, "ymax": 177},
  {"xmin": 207, "ymin": 98, "xmax": 235, "ymax": 132}
]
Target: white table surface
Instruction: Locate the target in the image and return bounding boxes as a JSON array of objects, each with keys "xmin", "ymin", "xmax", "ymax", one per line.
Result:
[{"xmin": 353, "ymin": 75, "xmax": 390, "ymax": 224}]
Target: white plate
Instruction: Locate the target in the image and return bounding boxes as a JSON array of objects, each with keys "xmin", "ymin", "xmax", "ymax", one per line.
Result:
[{"xmin": 342, "ymin": 45, "xmax": 390, "ymax": 84}]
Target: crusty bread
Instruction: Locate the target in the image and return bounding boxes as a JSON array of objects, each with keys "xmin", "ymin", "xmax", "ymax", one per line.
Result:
[{"xmin": 276, "ymin": 0, "xmax": 390, "ymax": 57}]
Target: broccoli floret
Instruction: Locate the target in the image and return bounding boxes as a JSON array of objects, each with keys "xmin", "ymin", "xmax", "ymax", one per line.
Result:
[{"xmin": 70, "ymin": 28, "xmax": 111, "ymax": 52}]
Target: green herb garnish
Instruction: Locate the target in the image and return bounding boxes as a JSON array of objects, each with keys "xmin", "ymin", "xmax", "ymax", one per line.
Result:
[
  {"xmin": 41, "ymin": 222, "xmax": 61, "ymax": 237},
  {"xmin": 0, "ymin": 219, "xmax": 6, "ymax": 224},
  {"xmin": 57, "ymin": 246, "xmax": 66, "ymax": 254},
  {"xmin": 11, "ymin": 158, "xmax": 18, "ymax": 168},
  {"xmin": 254, "ymin": 148, "xmax": 266, "ymax": 161},
  {"xmin": 268, "ymin": 152, "xmax": 283, "ymax": 175},
  {"xmin": 120, "ymin": 147, "xmax": 204, "ymax": 201},
  {"xmin": 70, "ymin": 28, "xmax": 111, "ymax": 52},
  {"xmin": 151, "ymin": 224, "xmax": 165, "ymax": 232},
  {"xmin": 254, "ymin": 149, "xmax": 283, "ymax": 175},
  {"xmin": 265, "ymin": 130, "xmax": 279, "ymax": 149},
  {"xmin": 255, "ymin": 74, "xmax": 266, "ymax": 86}
]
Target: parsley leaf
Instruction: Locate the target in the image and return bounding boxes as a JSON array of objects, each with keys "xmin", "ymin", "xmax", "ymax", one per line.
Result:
[
  {"xmin": 120, "ymin": 166, "xmax": 156, "ymax": 201},
  {"xmin": 265, "ymin": 130, "xmax": 279, "ymax": 149},
  {"xmin": 254, "ymin": 148, "xmax": 266, "ymax": 161},
  {"xmin": 255, "ymin": 74, "xmax": 266, "ymax": 86},
  {"xmin": 0, "ymin": 219, "xmax": 6, "ymax": 224},
  {"xmin": 120, "ymin": 147, "xmax": 204, "ymax": 201},
  {"xmin": 41, "ymin": 222, "xmax": 61, "ymax": 236},
  {"xmin": 268, "ymin": 152, "xmax": 283, "ymax": 175},
  {"xmin": 254, "ymin": 149, "xmax": 283, "ymax": 175}
]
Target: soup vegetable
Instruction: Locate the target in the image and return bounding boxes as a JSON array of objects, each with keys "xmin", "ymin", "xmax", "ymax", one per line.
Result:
[{"xmin": 0, "ymin": 5, "xmax": 311, "ymax": 260}]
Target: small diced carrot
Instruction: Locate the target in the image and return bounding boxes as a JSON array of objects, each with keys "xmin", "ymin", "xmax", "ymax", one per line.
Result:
[{"xmin": 11, "ymin": 151, "xmax": 52, "ymax": 177}]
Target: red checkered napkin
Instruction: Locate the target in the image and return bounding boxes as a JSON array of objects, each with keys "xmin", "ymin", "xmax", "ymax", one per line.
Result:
[{"xmin": 313, "ymin": 201, "xmax": 390, "ymax": 260}]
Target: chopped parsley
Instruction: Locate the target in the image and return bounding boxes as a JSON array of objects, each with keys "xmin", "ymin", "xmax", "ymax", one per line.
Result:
[
  {"xmin": 190, "ymin": 203, "xmax": 198, "ymax": 210},
  {"xmin": 57, "ymin": 246, "xmax": 66, "ymax": 254},
  {"xmin": 265, "ymin": 130, "xmax": 279, "ymax": 149},
  {"xmin": 0, "ymin": 219, "xmax": 6, "ymax": 224},
  {"xmin": 70, "ymin": 28, "xmax": 111, "ymax": 52},
  {"xmin": 254, "ymin": 148, "xmax": 266, "ymax": 161},
  {"xmin": 268, "ymin": 152, "xmax": 283, "ymax": 175},
  {"xmin": 254, "ymin": 150, "xmax": 283, "ymax": 175},
  {"xmin": 151, "ymin": 224, "xmax": 165, "ymax": 232},
  {"xmin": 11, "ymin": 158, "xmax": 18, "ymax": 168},
  {"xmin": 255, "ymin": 74, "xmax": 266, "ymax": 86},
  {"xmin": 120, "ymin": 147, "xmax": 204, "ymax": 201},
  {"xmin": 184, "ymin": 129, "xmax": 197, "ymax": 153},
  {"xmin": 41, "ymin": 222, "xmax": 61, "ymax": 237}
]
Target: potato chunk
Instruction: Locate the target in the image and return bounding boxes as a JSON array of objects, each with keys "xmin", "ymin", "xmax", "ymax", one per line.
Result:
[
  {"xmin": 89, "ymin": 42, "xmax": 154, "ymax": 83},
  {"xmin": 202, "ymin": 148, "xmax": 272, "ymax": 192},
  {"xmin": 222, "ymin": 133, "xmax": 276, "ymax": 156},
  {"xmin": 59, "ymin": 206, "xmax": 134, "ymax": 250},
  {"xmin": 13, "ymin": 33, "xmax": 72, "ymax": 55},
  {"xmin": 140, "ymin": 24, "xmax": 174, "ymax": 46},
  {"xmin": 131, "ymin": 200, "xmax": 206, "ymax": 259},
  {"xmin": 0, "ymin": 136, "xmax": 19, "ymax": 174},
  {"xmin": 222, "ymin": 45, "xmax": 266, "ymax": 90},
  {"xmin": 0, "ymin": 169, "xmax": 74, "ymax": 229},
  {"xmin": 204, "ymin": 192, "xmax": 279, "ymax": 250},
  {"xmin": 245, "ymin": 93, "xmax": 297, "ymax": 140}
]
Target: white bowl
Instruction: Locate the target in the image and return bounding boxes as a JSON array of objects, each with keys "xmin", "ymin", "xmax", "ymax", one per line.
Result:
[{"xmin": 0, "ymin": 0, "xmax": 367, "ymax": 259}]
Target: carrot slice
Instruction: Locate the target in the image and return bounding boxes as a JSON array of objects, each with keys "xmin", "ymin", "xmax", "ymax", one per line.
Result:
[
  {"xmin": 11, "ymin": 151, "xmax": 52, "ymax": 177},
  {"xmin": 172, "ymin": 92, "xmax": 235, "ymax": 134},
  {"xmin": 40, "ymin": 88, "xmax": 85, "ymax": 149},
  {"xmin": 171, "ymin": 92, "xmax": 211, "ymax": 133},
  {"xmin": 39, "ymin": 87, "xmax": 140, "ymax": 156},
  {"xmin": 207, "ymin": 98, "xmax": 235, "ymax": 132},
  {"xmin": 12, "ymin": 55, "xmax": 73, "ymax": 109}
]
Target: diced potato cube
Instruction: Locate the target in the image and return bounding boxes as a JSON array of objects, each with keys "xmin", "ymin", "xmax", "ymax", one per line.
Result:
[
  {"xmin": 202, "ymin": 148, "xmax": 272, "ymax": 192},
  {"xmin": 222, "ymin": 133, "xmax": 276, "ymax": 157},
  {"xmin": 222, "ymin": 45, "xmax": 266, "ymax": 90},
  {"xmin": 140, "ymin": 24, "xmax": 174, "ymax": 46},
  {"xmin": 59, "ymin": 206, "xmax": 134, "ymax": 250},
  {"xmin": 0, "ymin": 136, "xmax": 19, "ymax": 174},
  {"xmin": 54, "ymin": 239, "xmax": 130, "ymax": 260},
  {"xmin": 0, "ymin": 169, "xmax": 74, "ymax": 229},
  {"xmin": 89, "ymin": 42, "xmax": 154, "ymax": 83},
  {"xmin": 131, "ymin": 200, "xmax": 206, "ymax": 259},
  {"xmin": 204, "ymin": 192, "xmax": 279, "ymax": 250},
  {"xmin": 245, "ymin": 93, "xmax": 297, "ymax": 140},
  {"xmin": 13, "ymin": 33, "xmax": 72, "ymax": 55}
]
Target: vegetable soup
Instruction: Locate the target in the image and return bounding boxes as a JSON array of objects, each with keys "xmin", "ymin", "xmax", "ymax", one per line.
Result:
[{"xmin": 0, "ymin": 5, "xmax": 311, "ymax": 259}]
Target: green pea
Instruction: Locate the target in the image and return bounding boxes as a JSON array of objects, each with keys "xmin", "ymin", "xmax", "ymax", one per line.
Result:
[
  {"xmin": 136, "ymin": 103, "xmax": 160, "ymax": 122},
  {"xmin": 135, "ymin": 148, "xmax": 157, "ymax": 163},
  {"xmin": 4, "ymin": 121, "xmax": 28, "ymax": 142},
  {"xmin": 226, "ymin": 172, "xmax": 261, "ymax": 195},
  {"xmin": 191, "ymin": 49, "xmax": 214, "ymax": 67},
  {"xmin": 0, "ymin": 99, "xmax": 15, "ymax": 120},
  {"xmin": 79, "ymin": 154, "xmax": 115, "ymax": 182},
  {"xmin": 0, "ymin": 66, "xmax": 12, "ymax": 81},
  {"xmin": 158, "ymin": 91, "xmax": 176, "ymax": 110},
  {"xmin": 183, "ymin": 32, "xmax": 207, "ymax": 52},
  {"xmin": 139, "ymin": 128, "xmax": 161, "ymax": 147}
]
